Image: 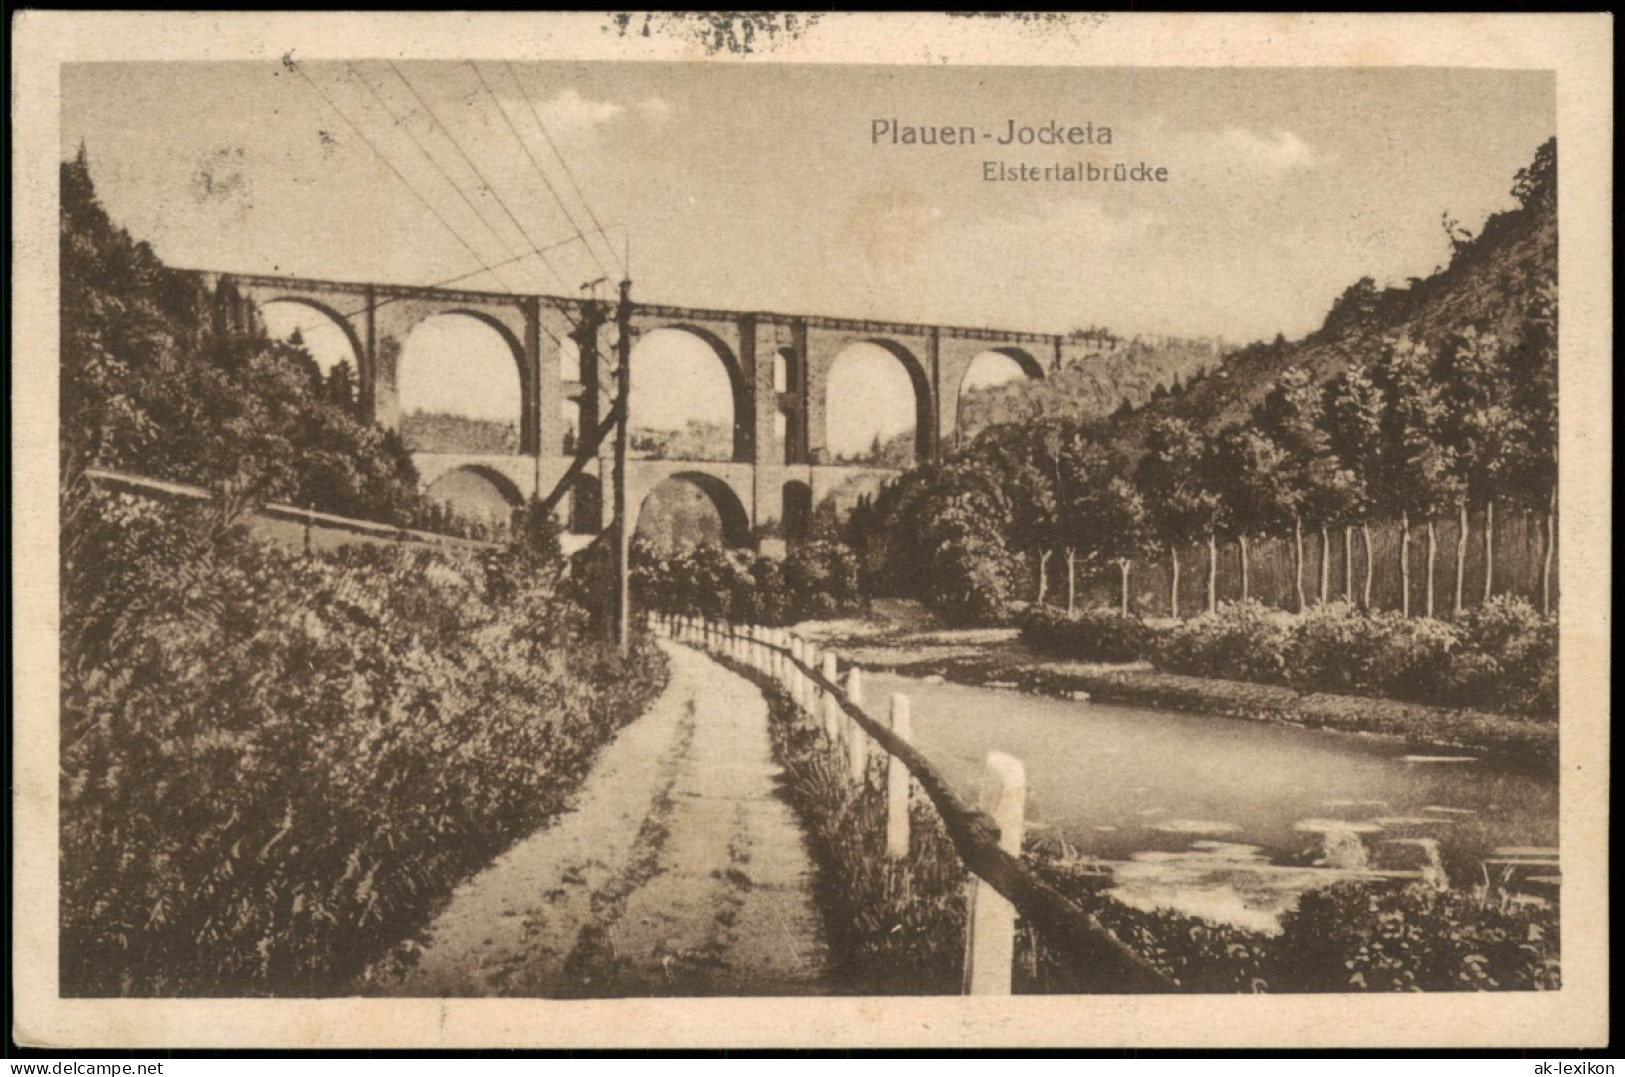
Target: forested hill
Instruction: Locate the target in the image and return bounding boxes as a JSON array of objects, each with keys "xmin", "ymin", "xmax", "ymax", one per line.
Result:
[
  {"xmin": 1105, "ymin": 138, "xmax": 1556, "ymax": 456},
  {"xmin": 960, "ymin": 138, "xmax": 1556, "ymax": 456},
  {"xmin": 957, "ymin": 332, "xmax": 1226, "ymax": 443}
]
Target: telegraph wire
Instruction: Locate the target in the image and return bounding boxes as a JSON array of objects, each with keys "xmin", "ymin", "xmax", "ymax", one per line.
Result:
[
  {"xmin": 347, "ymin": 62, "xmax": 559, "ymax": 301},
  {"xmin": 386, "ymin": 60, "xmax": 574, "ymax": 294},
  {"xmin": 469, "ymin": 59, "xmax": 611, "ymax": 282},
  {"xmin": 504, "ymin": 60, "xmax": 626, "ymax": 279},
  {"xmin": 287, "ymin": 57, "xmax": 524, "ymax": 299}
]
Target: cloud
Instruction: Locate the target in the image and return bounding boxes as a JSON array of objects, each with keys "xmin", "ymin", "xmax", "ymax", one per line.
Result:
[
  {"xmin": 538, "ymin": 88, "xmax": 625, "ymax": 134},
  {"xmin": 1216, "ymin": 127, "xmax": 1317, "ymax": 171},
  {"xmin": 528, "ymin": 89, "xmax": 672, "ymax": 137}
]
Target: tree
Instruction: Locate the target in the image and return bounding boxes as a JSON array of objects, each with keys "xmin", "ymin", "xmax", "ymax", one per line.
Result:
[
  {"xmin": 1061, "ymin": 437, "xmax": 1148, "ymax": 616},
  {"xmin": 1511, "ymin": 137, "xmax": 1556, "ymax": 216},
  {"xmin": 1207, "ymin": 425, "xmax": 1292, "ymax": 606},
  {"xmin": 1252, "ymin": 368, "xmax": 1343, "ymax": 612},
  {"xmin": 1136, "ymin": 417, "xmax": 1221, "ymax": 618},
  {"xmin": 1322, "ymin": 366, "xmax": 1384, "ymax": 607},
  {"xmin": 325, "ymin": 360, "xmax": 358, "ymax": 410},
  {"xmin": 964, "ymin": 424, "xmax": 1061, "ymax": 607},
  {"xmin": 1050, "ymin": 426, "xmax": 1124, "ymax": 614},
  {"xmin": 1502, "ymin": 271, "xmax": 1559, "ymax": 613},
  {"xmin": 60, "ymin": 150, "xmax": 428, "ymax": 530},
  {"xmin": 1323, "ymin": 276, "xmax": 1382, "ymax": 334},
  {"xmin": 919, "ymin": 458, "xmax": 1021, "ymax": 623},
  {"xmin": 1370, "ymin": 338, "xmax": 1461, "ymax": 617},
  {"xmin": 1432, "ymin": 326, "xmax": 1523, "ymax": 615}
]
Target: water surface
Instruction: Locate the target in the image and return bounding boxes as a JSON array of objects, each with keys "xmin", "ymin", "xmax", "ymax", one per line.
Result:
[{"xmin": 864, "ymin": 672, "xmax": 1557, "ymax": 931}]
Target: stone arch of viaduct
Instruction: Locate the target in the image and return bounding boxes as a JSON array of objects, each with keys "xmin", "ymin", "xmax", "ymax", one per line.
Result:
[{"xmin": 204, "ymin": 270, "xmax": 1069, "ymax": 544}]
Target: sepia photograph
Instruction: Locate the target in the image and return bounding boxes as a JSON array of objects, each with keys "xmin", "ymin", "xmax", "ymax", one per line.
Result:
[{"xmin": 11, "ymin": 11, "xmax": 1612, "ymax": 1051}]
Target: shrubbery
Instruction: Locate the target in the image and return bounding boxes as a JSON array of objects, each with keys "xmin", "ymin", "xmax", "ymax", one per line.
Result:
[
  {"xmin": 1028, "ymin": 846, "xmax": 1559, "ymax": 992},
  {"xmin": 1268, "ymin": 882, "xmax": 1560, "ymax": 991},
  {"xmin": 60, "ymin": 491, "xmax": 666, "ymax": 995},
  {"xmin": 1020, "ymin": 598, "xmax": 1555, "ymax": 718},
  {"xmin": 631, "ymin": 539, "xmax": 865, "ymax": 627},
  {"xmin": 1017, "ymin": 606, "xmax": 1157, "ymax": 664}
]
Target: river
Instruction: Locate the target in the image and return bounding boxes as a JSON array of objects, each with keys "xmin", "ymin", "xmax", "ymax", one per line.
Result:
[{"xmin": 863, "ymin": 671, "xmax": 1559, "ymax": 934}]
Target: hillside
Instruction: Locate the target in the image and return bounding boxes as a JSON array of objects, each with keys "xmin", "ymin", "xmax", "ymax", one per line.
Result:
[
  {"xmin": 965, "ymin": 138, "xmax": 1556, "ymax": 459},
  {"xmin": 60, "ymin": 147, "xmax": 429, "ymax": 528},
  {"xmin": 1111, "ymin": 139, "xmax": 1556, "ymax": 456},
  {"xmin": 957, "ymin": 332, "xmax": 1227, "ymax": 441}
]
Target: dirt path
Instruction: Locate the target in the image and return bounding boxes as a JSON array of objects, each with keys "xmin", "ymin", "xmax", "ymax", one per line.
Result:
[{"xmin": 362, "ymin": 640, "xmax": 829, "ymax": 997}]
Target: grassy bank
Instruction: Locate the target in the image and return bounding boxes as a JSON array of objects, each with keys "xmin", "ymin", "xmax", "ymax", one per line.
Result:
[{"xmin": 744, "ymin": 666, "xmax": 967, "ymax": 995}]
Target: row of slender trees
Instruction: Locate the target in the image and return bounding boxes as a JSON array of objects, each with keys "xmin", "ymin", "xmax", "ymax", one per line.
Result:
[
  {"xmin": 850, "ymin": 291, "xmax": 1556, "ymax": 624},
  {"xmin": 1125, "ymin": 304, "xmax": 1557, "ymax": 621}
]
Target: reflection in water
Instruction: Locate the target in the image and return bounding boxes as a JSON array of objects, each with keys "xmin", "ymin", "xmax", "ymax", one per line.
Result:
[{"xmin": 864, "ymin": 672, "xmax": 1558, "ymax": 931}]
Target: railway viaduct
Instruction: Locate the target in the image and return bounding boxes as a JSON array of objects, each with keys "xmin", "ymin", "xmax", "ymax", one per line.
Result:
[{"xmin": 201, "ymin": 270, "xmax": 1083, "ymax": 549}]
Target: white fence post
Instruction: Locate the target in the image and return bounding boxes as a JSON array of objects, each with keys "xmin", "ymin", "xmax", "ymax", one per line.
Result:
[
  {"xmin": 821, "ymin": 652, "xmax": 841, "ymax": 742},
  {"xmin": 804, "ymin": 641, "xmax": 820, "ymax": 714},
  {"xmin": 788, "ymin": 636, "xmax": 803, "ymax": 709},
  {"xmin": 886, "ymin": 693, "xmax": 912, "ymax": 858},
  {"xmin": 845, "ymin": 667, "xmax": 868, "ymax": 784},
  {"xmin": 963, "ymin": 751, "xmax": 1027, "ymax": 996}
]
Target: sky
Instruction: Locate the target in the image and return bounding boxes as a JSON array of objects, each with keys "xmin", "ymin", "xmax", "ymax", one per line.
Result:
[{"xmin": 63, "ymin": 62, "xmax": 1554, "ymax": 445}]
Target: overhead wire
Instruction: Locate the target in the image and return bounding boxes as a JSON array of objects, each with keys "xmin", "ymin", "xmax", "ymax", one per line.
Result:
[
  {"xmin": 386, "ymin": 60, "xmax": 575, "ymax": 294},
  {"xmin": 287, "ymin": 57, "xmax": 525, "ymax": 299},
  {"xmin": 346, "ymin": 62, "xmax": 556, "ymax": 301},
  {"xmin": 281, "ymin": 59, "xmax": 628, "ymax": 362},
  {"xmin": 466, "ymin": 61, "xmax": 613, "ymax": 284},
  {"xmin": 499, "ymin": 60, "xmax": 626, "ymax": 279}
]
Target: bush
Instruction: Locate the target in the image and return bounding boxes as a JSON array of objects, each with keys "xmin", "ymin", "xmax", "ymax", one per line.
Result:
[
  {"xmin": 1449, "ymin": 597, "xmax": 1558, "ymax": 716},
  {"xmin": 631, "ymin": 539, "xmax": 866, "ymax": 627},
  {"xmin": 1270, "ymin": 882, "xmax": 1560, "ymax": 991},
  {"xmin": 1285, "ymin": 603, "xmax": 1460, "ymax": 697},
  {"xmin": 60, "ymin": 491, "xmax": 668, "ymax": 996},
  {"xmin": 1153, "ymin": 601, "xmax": 1295, "ymax": 685},
  {"xmin": 1019, "ymin": 606, "xmax": 1157, "ymax": 663},
  {"xmin": 1144, "ymin": 601, "xmax": 1556, "ymax": 719},
  {"xmin": 1029, "ymin": 857, "xmax": 1559, "ymax": 993},
  {"xmin": 752, "ymin": 665, "xmax": 965, "ymax": 994}
]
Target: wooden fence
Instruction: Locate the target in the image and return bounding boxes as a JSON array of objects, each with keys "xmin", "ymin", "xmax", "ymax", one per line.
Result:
[{"xmin": 651, "ymin": 612, "xmax": 1174, "ymax": 995}]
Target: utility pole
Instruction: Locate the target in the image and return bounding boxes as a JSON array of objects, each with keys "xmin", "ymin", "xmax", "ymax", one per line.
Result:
[{"xmin": 613, "ymin": 277, "xmax": 633, "ymax": 656}]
